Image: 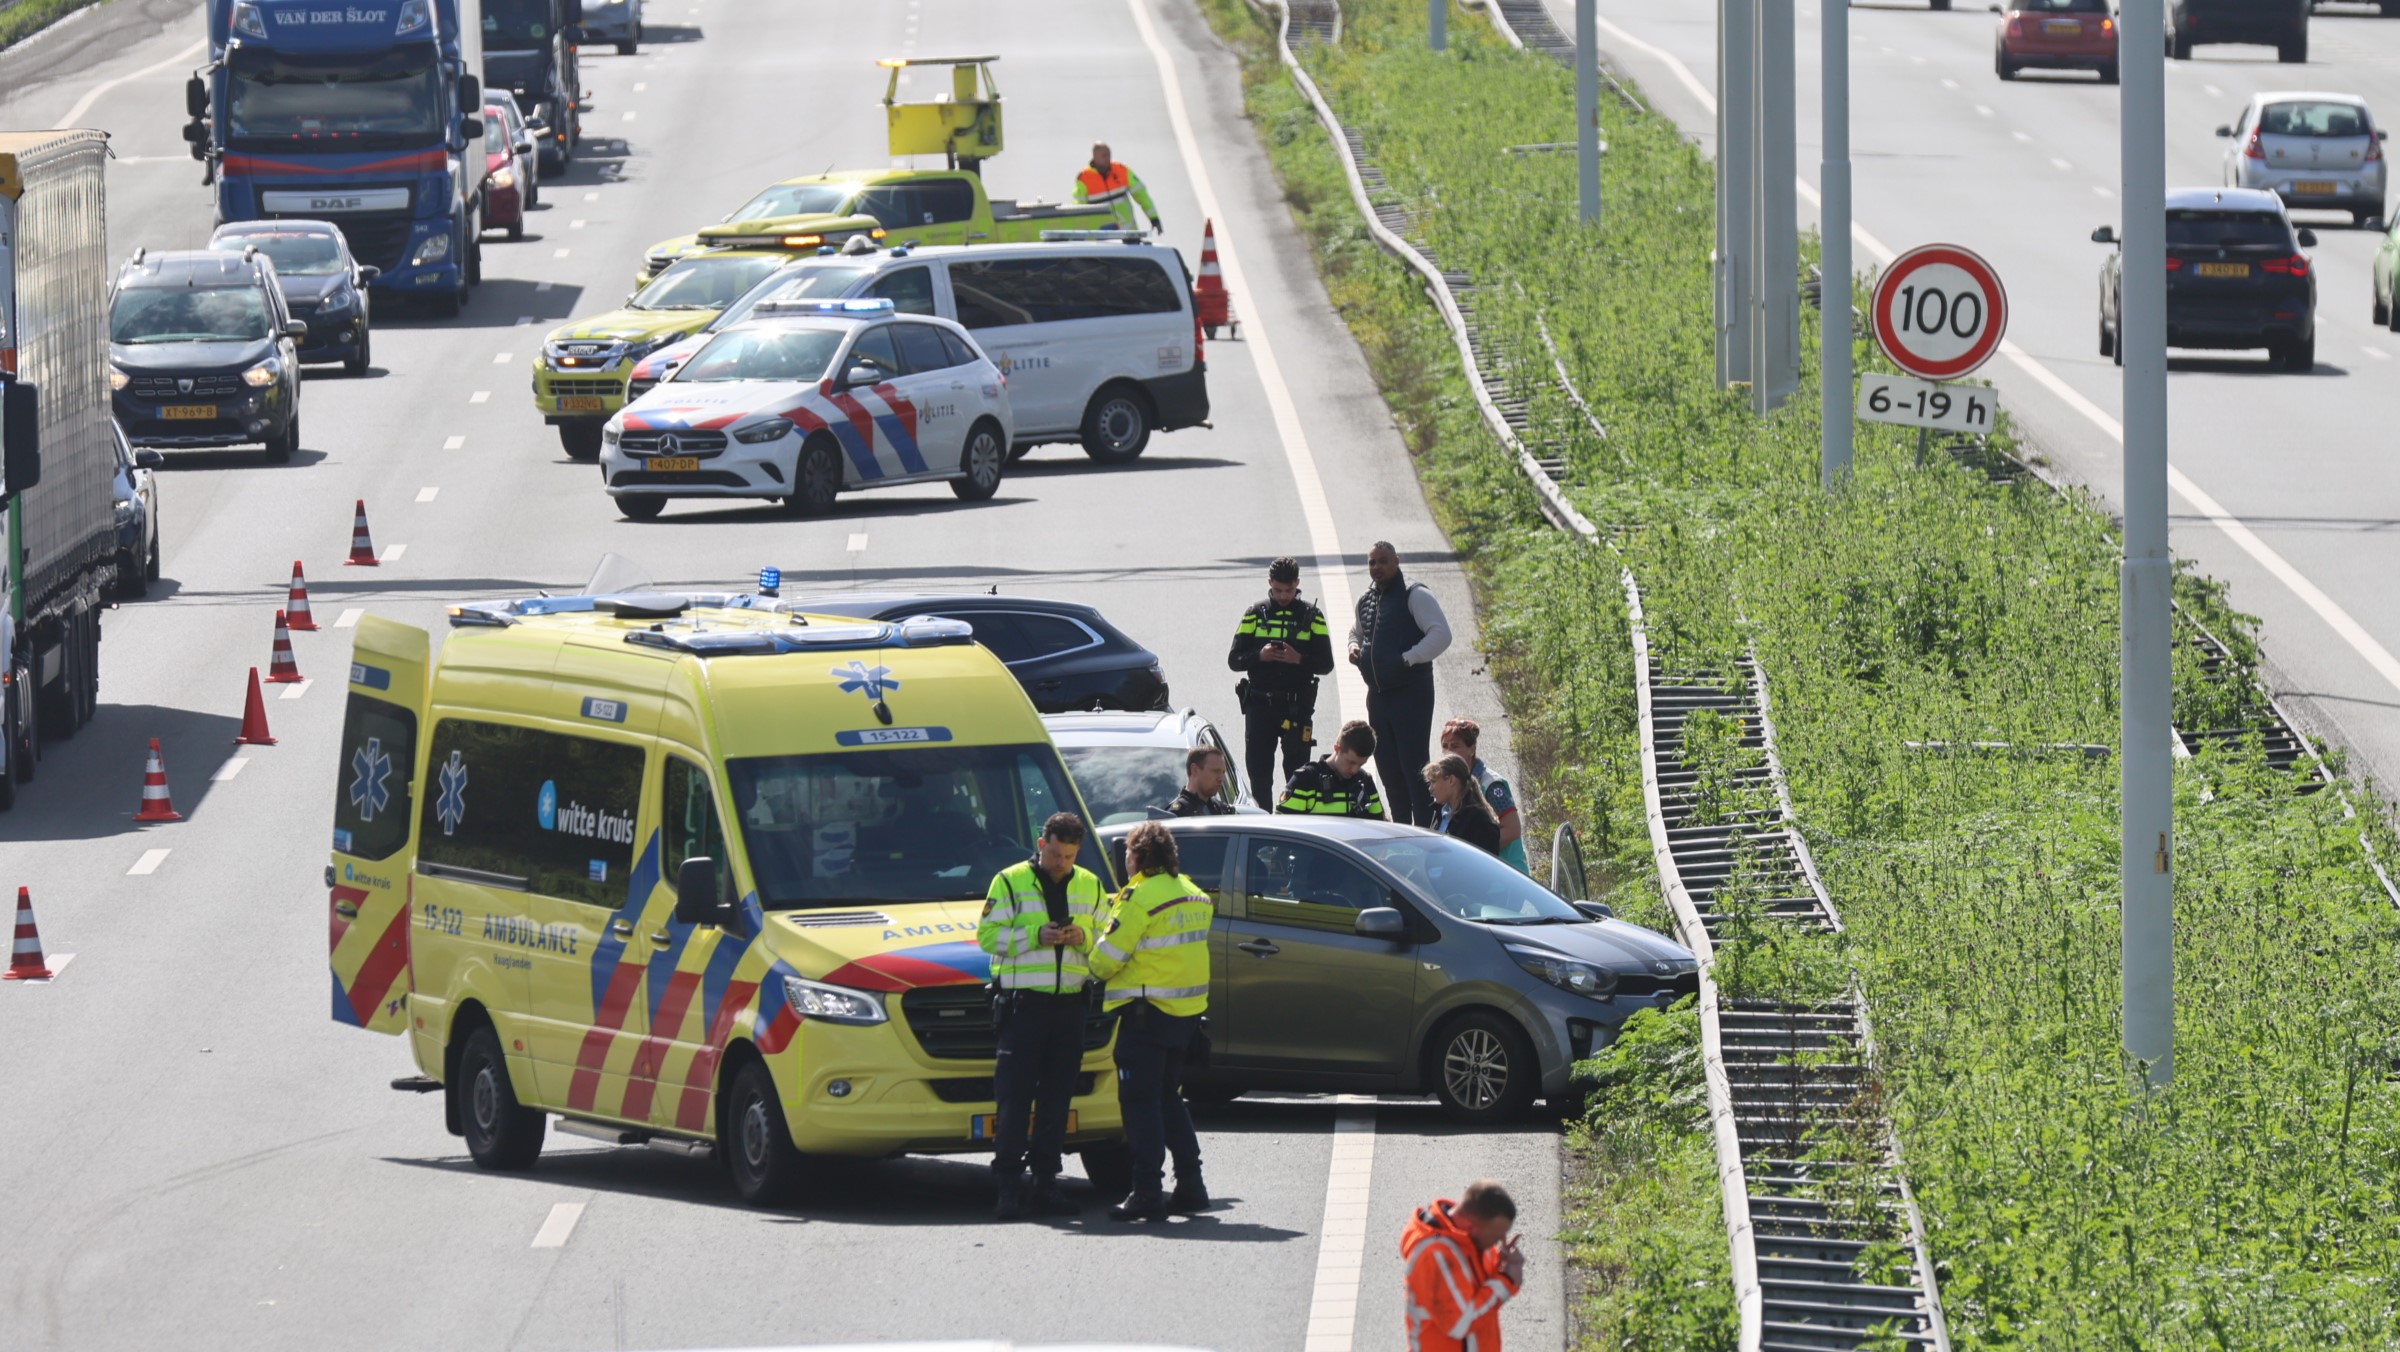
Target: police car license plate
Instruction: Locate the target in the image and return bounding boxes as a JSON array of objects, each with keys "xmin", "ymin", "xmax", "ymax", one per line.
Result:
[
  {"xmin": 559, "ymin": 395, "xmax": 606, "ymax": 413},
  {"xmin": 2292, "ymin": 180, "xmax": 2336, "ymax": 196},
  {"xmin": 971, "ymin": 1110, "xmax": 1077, "ymax": 1141},
  {"xmin": 161, "ymin": 404, "xmax": 216, "ymax": 420},
  {"xmin": 646, "ymin": 456, "xmax": 701, "ymax": 471}
]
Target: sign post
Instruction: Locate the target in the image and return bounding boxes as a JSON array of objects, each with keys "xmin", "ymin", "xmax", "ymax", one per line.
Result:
[{"xmin": 1864, "ymin": 243, "xmax": 2008, "ymax": 458}]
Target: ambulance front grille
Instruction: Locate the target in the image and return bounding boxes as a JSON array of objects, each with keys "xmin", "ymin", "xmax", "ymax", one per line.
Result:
[
  {"xmin": 902, "ymin": 986, "xmax": 1116, "ymax": 1061},
  {"xmin": 928, "ymin": 1073, "xmax": 1099, "ymax": 1104}
]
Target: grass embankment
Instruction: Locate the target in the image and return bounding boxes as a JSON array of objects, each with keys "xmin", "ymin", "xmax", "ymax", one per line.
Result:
[
  {"xmin": 1197, "ymin": 1, "xmax": 2400, "ymax": 1348},
  {"xmin": 0, "ymin": 0, "xmax": 104, "ymax": 53}
]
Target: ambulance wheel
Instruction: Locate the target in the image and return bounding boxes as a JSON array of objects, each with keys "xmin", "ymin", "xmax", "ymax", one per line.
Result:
[
  {"xmin": 1079, "ymin": 382, "xmax": 1154, "ymax": 464},
  {"xmin": 951, "ymin": 419, "xmax": 1005, "ymax": 501},
  {"xmin": 786, "ymin": 435, "xmax": 843, "ymax": 516},
  {"xmin": 458, "ymin": 1025, "xmax": 546, "ymax": 1171},
  {"xmin": 615, "ymin": 492, "xmax": 665, "ymax": 521},
  {"xmin": 722, "ymin": 1058, "xmax": 805, "ymax": 1206},
  {"xmin": 1080, "ymin": 1141, "xmax": 1133, "ymax": 1195}
]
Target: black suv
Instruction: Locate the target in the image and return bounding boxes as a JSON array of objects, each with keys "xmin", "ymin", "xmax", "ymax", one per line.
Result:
[
  {"xmin": 109, "ymin": 249, "xmax": 306, "ymax": 461},
  {"xmin": 2094, "ymin": 187, "xmax": 2320, "ymax": 371},
  {"xmin": 209, "ymin": 221, "xmax": 378, "ymax": 376},
  {"xmin": 2167, "ymin": 0, "xmax": 2308, "ymax": 62},
  {"xmin": 785, "ymin": 592, "xmax": 1170, "ymax": 713}
]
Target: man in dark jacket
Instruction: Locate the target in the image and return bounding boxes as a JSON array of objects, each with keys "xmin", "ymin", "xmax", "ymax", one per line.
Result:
[
  {"xmin": 1166, "ymin": 745, "xmax": 1239, "ymax": 817},
  {"xmin": 1229, "ymin": 556, "xmax": 1337, "ymax": 807},
  {"xmin": 1348, "ymin": 542, "xmax": 1451, "ymax": 826}
]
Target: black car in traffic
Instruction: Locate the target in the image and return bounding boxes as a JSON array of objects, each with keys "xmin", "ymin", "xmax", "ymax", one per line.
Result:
[
  {"xmin": 209, "ymin": 220, "xmax": 377, "ymax": 376},
  {"xmin": 109, "ymin": 249, "xmax": 306, "ymax": 461},
  {"xmin": 2095, "ymin": 187, "xmax": 2319, "ymax": 371},
  {"xmin": 2167, "ymin": 0, "xmax": 2308, "ymax": 62},
  {"xmin": 787, "ymin": 592, "xmax": 1169, "ymax": 713}
]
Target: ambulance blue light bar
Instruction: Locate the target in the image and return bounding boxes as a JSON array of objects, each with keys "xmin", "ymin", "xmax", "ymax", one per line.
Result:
[
  {"xmin": 751, "ymin": 298, "xmax": 897, "ymax": 317},
  {"xmin": 1036, "ymin": 229, "xmax": 1150, "ymax": 244},
  {"xmin": 624, "ymin": 616, "xmax": 975, "ymax": 656}
]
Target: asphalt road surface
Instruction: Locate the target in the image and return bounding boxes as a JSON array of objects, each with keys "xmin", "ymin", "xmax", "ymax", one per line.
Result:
[
  {"xmin": 0, "ymin": 1, "xmax": 1567, "ymax": 1349},
  {"xmin": 1557, "ymin": 0, "xmax": 2400, "ymax": 797}
]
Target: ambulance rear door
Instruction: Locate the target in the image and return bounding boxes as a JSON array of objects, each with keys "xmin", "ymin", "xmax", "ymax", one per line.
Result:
[{"xmin": 329, "ymin": 616, "xmax": 430, "ymax": 1033}]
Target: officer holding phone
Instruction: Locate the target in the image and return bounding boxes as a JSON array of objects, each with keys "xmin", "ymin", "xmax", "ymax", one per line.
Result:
[
  {"xmin": 977, "ymin": 812, "xmax": 1103, "ymax": 1220},
  {"xmin": 1228, "ymin": 556, "xmax": 1336, "ymax": 805}
]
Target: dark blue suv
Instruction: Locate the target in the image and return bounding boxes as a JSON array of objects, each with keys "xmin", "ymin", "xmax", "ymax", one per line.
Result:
[
  {"xmin": 2094, "ymin": 188, "xmax": 2320, "ymax": 372},
  {"xmin": 108, "ymin": 249, "xmax": 307, "ymax": 461}
]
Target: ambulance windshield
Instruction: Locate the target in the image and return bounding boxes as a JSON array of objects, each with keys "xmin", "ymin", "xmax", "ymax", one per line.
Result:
[{"xmin": 727, "ymin": 743, "xmax": 1107, "ymax": 906}]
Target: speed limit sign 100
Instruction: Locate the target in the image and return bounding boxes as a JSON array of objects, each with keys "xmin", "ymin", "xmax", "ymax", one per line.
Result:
[{"xmin": 1871, "ymin": 244, "xmax": 2009, "ymax": 382}]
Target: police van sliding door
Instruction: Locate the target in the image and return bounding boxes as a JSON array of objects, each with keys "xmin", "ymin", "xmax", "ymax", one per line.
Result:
[{"xmin": 414, "ymin": 717, "xmax": 651, "ymax": 1119}]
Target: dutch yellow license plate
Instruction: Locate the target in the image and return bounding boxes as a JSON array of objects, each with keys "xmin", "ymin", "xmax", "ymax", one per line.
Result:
[
  {"xmin": 559, "ymin": 395, "xmax": 607, "ymax": 413},
  {"xmin": 2196, "ymin": 262, "xmax": 2249, "ymax": 278},
  {"xmin": 646, "ymin": 456, "xmax": 701, "ymax": 471},
  {"xmin": 2293, "ymin": 180, "xmax": 2337, "ymax": 196},
  {"xmin": 972, "ymin": 1110, "xmax": 1078, "ymax": 1141},
  {"xmin": 2042, "ymin": 18, "xmax": 2080, "ymax": 32},
  {"xmin": 161, "ymin": 404, "xmax": 216, "ymax": 420}
]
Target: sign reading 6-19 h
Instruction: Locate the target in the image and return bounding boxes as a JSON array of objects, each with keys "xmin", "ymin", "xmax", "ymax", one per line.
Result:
[{"xmin": 1871, "ymin": 244, "xmax": 2008, "ymax": 381}]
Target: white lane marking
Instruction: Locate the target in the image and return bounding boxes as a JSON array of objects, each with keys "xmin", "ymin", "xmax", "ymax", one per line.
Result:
[
  {"xmin": 280, "ymin": 679, "xmax": 312, "ymax": 701},
  {"xmin": 495, "ymin": 352, "xmax": 514, "ymax": 364},
  {"xmin": 584, "ymin": 192, "xmax": 599, "ymax": 202},
  {"xmin": 2364, "ymin": 345, "xmax": 2390, "ymax": 360},
  {"xmin": 128, "ymin": 849, "xmax": 171, "ymax": 876},
  {"xmin": 2013, "ymin": 130, "xmax": 2034, "ymax": 143},
  {"xmin": 1975, "ymin": 103, "xmax": 1994, "ymax": 117},
  {"xmin": 536, "ymin": 281, "xmax": 555, "ymax": 293},
  {"xmin": 2204, "ymin": 83, "xmax": 2223, "ymax": 96},
  {"xmin": 1594, "ymin": 9, "xmax": 2400, "ymax": 707},
  {"xmin": 2094, "ymin": 185, "xmax": 2116, "ymax": 197},
  {"xmin": 335, "ymin": 608, "xmax": 363, "ymax": 628},
  {"xmin": 1940, "ymin": 77, "xmax": 1959, "ymax": 89},
  {"xmin": 1910, "ymin": 54, "xmax": 1926, "ymax": 65},
  {"xmin": 416, "ymin": 486, "xmax": 440, "ymax": 503},
  {"xmin": 9, "ymin": 952, "xmax": 73, "ymax": 980},
  {"xmin": 212, "ymin": 758, "xmax": 248, "ymax": 783},
  {"xmin": 444, "ymin": 436, "xmax": 465, "ymax": 450},
  {"xmin": 633, "ymin": 82, "xmax": 648, "ymax": 91},
  {"xmin": 515, "ymin": 316, "xmax": 536, "ymax": 327},
  {"xmin": 846, "ymin": 532, "xmax": 868, "ymax": 552},
  {"xmin": 54, "ymin": 39, "xmax": 206, "ymax": 129},
  {"xmin": 553, "ymin": 248, "xmax": 571, "ymax": 260},
  {"xmin": 2051, "ymin": 156, "xmax": 2073, "ymax": 171},
  {"xmin": 1303, "ymin": 1100, "xmax": 1378, "ymax": 1352},
  {"xmin": 530, "ymin": 1202, "xmax": 585, "ymax": 1249},
  {"xmin": 382, "ymin": 544, "xmax": 407, "ymax": 562},
  {"xmin": 1128, "ymin": 0, "xmax": 1363, "ymax": 723},
  {"xmin": 471, "ymin": 390, "xmax": 491, "ymax": 403},
  {"xmin": 623, "ymin": 111, "xmax": 638, "ymax": 123}
]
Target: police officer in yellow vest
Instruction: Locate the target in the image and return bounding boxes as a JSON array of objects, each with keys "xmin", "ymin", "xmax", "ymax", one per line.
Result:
[
  {"xmin": 977, "ymin": 811, "xmax": 1105, "ymax": 1220},
  {"xmin": 1087, "ymin": 820, "xmax": 1214, "ymax": 1221}
]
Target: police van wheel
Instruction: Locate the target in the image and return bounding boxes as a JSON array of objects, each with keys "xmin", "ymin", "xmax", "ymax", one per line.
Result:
[
  {"xmin": 1429, "ymin": 1011, "xmax": 1539, "ymax": 1125},
  {"xmin": 458, "ymin": 1026, "xmax": 546, "ymax": 1171},
  {"xmin": 722, "ymin": 1059, "xmax": 805, "ymax": 1206},
  {"xmin": 615, "ymin": 493, "xmax": 665, "ymax": 522},
  {"xmin": 787, "ymin": 436, "xmax": 843, "ymax": 516},
  {"xmin": 1079, "ymin": 1141, "xmax": 1134, "ymax": 1196},
  {"xmin": 951, "ymin": 420, "xmax": 1006, "ymax": 501},
  {"xmin": 1079, "ymin": 383, "xmax": 1154, "ymax": 464}
]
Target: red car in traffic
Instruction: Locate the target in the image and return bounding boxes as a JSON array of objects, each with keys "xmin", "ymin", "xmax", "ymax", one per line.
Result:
[
  {"xmin": 1995, "ymin": 0, "xmax": 2119, "ymax": 83},
  {"xmin": 481, "ymin": 99, "xmax": 538, "ymax": 240}
]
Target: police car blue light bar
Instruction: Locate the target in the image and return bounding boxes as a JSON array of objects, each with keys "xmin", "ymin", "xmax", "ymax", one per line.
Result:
[
  {"xmin": 751, "ymin": 298, "xmax": 899, "ymax": 316},
  {"xmin": 759, "ymin": 566, "xmax": 782, "ymax": 596}
]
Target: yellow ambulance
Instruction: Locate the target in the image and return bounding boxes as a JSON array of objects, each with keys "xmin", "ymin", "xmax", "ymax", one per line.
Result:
[{"xmin": 326, "ymin": 577, "xmax": 1127, "ymax": 1203}]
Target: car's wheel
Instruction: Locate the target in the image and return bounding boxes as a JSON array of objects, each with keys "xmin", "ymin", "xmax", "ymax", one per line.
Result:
[
  {"xmin": 507, "ymin": 218, "xmax": 524, "ymax": 242},
  {"xmin": 2353, "ymin": 209, "xmax": 2378, "ymax": 229},
  {"xmin": 2279, "ymin": 28, "xmax": 2306, "ymax": 62},
  {"xmin": 265, "ymin": 412, "xmax": 298, "ymax": 464},
  {"xmin": 2099, "ymin": 310, "xmax": 2116, "ymax": 358},
  {"xmin": 617, "ymin": 36, "xmax": 638, "ymax": 54},
  {"xmin": 2098, "ymin": 60, "xmax": 2119, "ymax": 84},
  {"xmin": 951, "ymin": 419, "xmax": 1005, "ymax": 501},
  {"xmin": 2170, "ymin": 30, "xmax": 2192, "ymax": 59},
  {"xmin": 1931, "ymin": 0, "xmax": 1950, "ymax": 10},
  {"xmin": 2376, "ymin": 289, "xmax": 2390, "ymax": 327},
  {"xmin": 558, "ymin": 420, "xmax": 604, "ymax": 461},
  {"xmin": 146, "ymin": 521, "xmax": 161, "ymax": 581},
  {"xmin": 2283, "ymin": 331, "xmax": 2317, "ymax": 371},
  {"xmin": 1181, "ymin": 1081, "xmax": 1246, "ymax": 1105},
  {"xmin": 1996, "ymin": 50, "xmax": 2016, "ymax": 79},
  {"xmin": 1428, "ymin": 1011, "xmax": 1540, "ymax": 1125},
  {"xmin": 1079, "ymin": 383, "xmax": 1155, "ymax": 464},
  {"xmin": 457, "ymin": 1025, "xmax": 545, "ymax": 1171},
  {"xmin": 0, "ymin": 686, "xmax": 16, "ymax": 811},
  {"xmin": 466, "ymin": 231, "xmax": 484, "ymax": 287},
  {"xmin": 786, "ymin": 434, "xmax": 843, "ymax": 515},
  {"xmin": 42, "ymin": 614, "xmax": 79, "ymax": 738},
  {"xmin": 78, "ymin": 610, "xmax": 99, "ymax": 728},
  {"xmin": 1080, "ymin": 1141, "xmax": 1134, "ymax": 1195},
  {"xmin": 116, "ymin": 547, "xmax": 146, "ymax": 600},
  {"xmin": 614, "ymin": 492, "xmax": 665, "ymax": 521},
  {"xmin": 344, "ymin": 326, "xmax": 371, "ymax": 377},
  {"xmin": 2388, "ymin": 285, "xmax": 2400, "ymax": 332},
  {"xmin": 721, "ymin": 1058, "xmax": 804, "ymax": 1206}
]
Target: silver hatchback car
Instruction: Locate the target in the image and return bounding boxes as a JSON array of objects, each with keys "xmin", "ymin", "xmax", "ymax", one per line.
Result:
[
  {"xmin": 2220, "ymin": 91, "xmax": 2388, "ymax": 226},
  {"xmin": 1101, "ymin": 816, "xmax": 1699, "ymax": 1124}
]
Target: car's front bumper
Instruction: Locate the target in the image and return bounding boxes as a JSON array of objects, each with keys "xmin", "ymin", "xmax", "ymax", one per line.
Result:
[
  {"xmin": 534, "ymin": 359, "xmax": 633, "ymax": 422},
  {"xmin": 113, "ymin": 389, "xmax": 284, "ymax": 447},
  {"xmin": 293, "ymin": 313, "xmax": 367, "ymax": 364},
  {"xmin": 601, "ymin": 433, "xmax": 796, "ymax": 498},
  {"xmin": 776, "ymin": 1009, "xmax": 1125, "ymax": 1157},
  {"xmin": 579, "ymin": 5, "xmax": 637, "ymax": 40}
]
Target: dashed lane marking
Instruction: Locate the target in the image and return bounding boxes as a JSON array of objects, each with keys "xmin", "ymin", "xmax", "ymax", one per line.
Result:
[
  {"xmin": 571, "ymin": 219, "xmax": 586, "ymax": 230},
  {"xmin": 622, "ymin": 111, "xmax": 637, "ymax": 123},
  {"xmin": 280, "ymin": 679, "xmax": 312, "ymax": 701},
  {"xmin": 212, "ymin": 758, "xmax": 248, "ymax": 783},
  {"xmin": 495, "ymin": 352, "xmax": 514, "ymax": 364},
  {"xmin": 1303, "ymin": 1098, "xmax": 1378, "ymax": 1352},
  {"xmin": 516, "ymin": 316, "xmax": 536, "ymax": 327},
  {"xmin": 1975, "ymin": 103, "xmax": 1994, "ymax": 117},
  {"xmin": 2204, "ymin": 83, "xmax": 2223, "ymax": 96},
  {"xmin": 553, "ymin": 248, "xmax": 571, "ymax": 260},
  {"xmin": 531, "ymin": 1202, "xmax": 585, "ymax": 1249},
  {"xmin": 471, "ymin": 391, "xmax": 490, "ymax": 403},
  {"xmin": 846, "ymin": 532, "xmax": 868, "ymax": 552},
  {"xmin": 2365, "ymin": 346, "xmax": 2390, "ymax": 360},
  {"xmin": 2094, "ymin": 185, "xmax": 2115, "ymax": 197},
  {"xmin": 7, "ymin": 953, "xmax": 73, "ymax": 981},
  {"xmin": 1941, "ymin": 77, "xmax": 1958, "ymax": 89},
  {"xmin": 416, "ymin": 486, "xmax": 440, "ymax": 503},
  {"xmin": 2013, "ymin": 130, "xmax": 2034, "ymax": 142},
  {"xmin": 382, "ymin": 544, "xmax": 408, "ymax": 562},
  {"xmin": 128, "ymin": 849, "xmax": 171, "ymax": 876},
  {"xmin": 536, "ymin": 281, "xmax": 555, "ymax": 293},
  {"xmin": 335, "ymin": 609, "xmax": 363, "ymax": 629},
  {"xmin": 2051, "ymin": 156, "xmax": 2073, "ymax": 171},
  {"xmin": 633, "ymin": 82, "xmax": 647, "ymax": 91},
  {"xmin": 584, "ymin": 192, "xmax": 599, "ymax": 202},
  {"xmin": 444, "ymin": 436, "xmax": 465, "ymax": 450}
]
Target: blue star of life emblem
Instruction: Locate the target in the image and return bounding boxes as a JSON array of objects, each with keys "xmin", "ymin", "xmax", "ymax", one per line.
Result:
[
  {"xmin": 435, "ymin": 750, "xmax": 470, "ymax": 837},
  {"xmin": 348, "ymin": 737, "xmax": 392, "ymax": 823},
  {"xmin": 832, "ymin": 660, "xmax": 900, "ymax": 700}
]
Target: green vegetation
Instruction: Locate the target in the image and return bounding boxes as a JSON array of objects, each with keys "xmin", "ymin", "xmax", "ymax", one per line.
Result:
[
  {"xmin": 1200, "ymin": 0, "xmax": 2400, "ymax": 1346},
  {"xmin": 0, "ymin": 0, "xmax": 104, "ymax": 53}
]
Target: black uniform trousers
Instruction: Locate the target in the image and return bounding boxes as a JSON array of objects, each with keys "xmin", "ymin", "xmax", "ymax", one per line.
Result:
[
  {"xmin": 1113, "ymin": 1000, "xmax": 1203, "ymax": 1199},
  {"xmin": 990, "ymin": 989, "xmax": 1087, "ymax": 1181},
  {"xmin": 1243, "ymin": 692, "xmax": 1313, "ymax": 805},
  {"xmin": 1368, "ymin": 681, "xmax": 1438, "ymax": 826}
]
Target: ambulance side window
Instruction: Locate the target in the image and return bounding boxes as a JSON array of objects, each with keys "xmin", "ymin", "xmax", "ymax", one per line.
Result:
[
  {"xmin": 334, "ymin": 694, "xmax": 417, "ymax": 861},
  {"xmin": 663, "ymin": 757, "xmax": 728, "ymax": 892},
  {"xmin": 417, "ymin": 719, "xmax": 646, "ymax": 907}
]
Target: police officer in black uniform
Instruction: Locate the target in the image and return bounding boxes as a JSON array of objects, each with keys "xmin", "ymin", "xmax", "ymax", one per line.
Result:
[
  {"xmin": 1166, "ymin": 745, "xmax": 1240, "ymax": 817},
  {"xmin": 1228, "ymin": 557, "xmax": 1337, "ymax": 806}
]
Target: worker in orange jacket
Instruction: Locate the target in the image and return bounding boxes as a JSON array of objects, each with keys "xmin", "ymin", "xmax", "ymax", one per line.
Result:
[
  {"xmin": 1073, "ymin": 142, "xmax": 1164, "ymax": 235},
  {"xmin": 1401, "ymin": 1180, "xmax": 1524, "ymax": 1352}
]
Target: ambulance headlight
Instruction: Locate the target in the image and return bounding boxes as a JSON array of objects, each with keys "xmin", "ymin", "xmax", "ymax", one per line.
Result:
[
  {"xmin": 783, "ymin": 975, "xmax": 887, "ymax": 1025},
  {"xmin": 732, "ymin": 421, "xmax": 789, "ymax": 445}
]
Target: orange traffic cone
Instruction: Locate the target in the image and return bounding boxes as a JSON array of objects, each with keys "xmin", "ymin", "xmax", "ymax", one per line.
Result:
[
  {"xmin": 236, "ymin": 667, "xmax": 276, "ymax": 746},
  {"xmin": 284, "ymin": 560, "xmax": 317, "ymax": 631},
  {"xmin": 3, "ymin": 887, "xmax": 53, "ymax": 981},
  {"xmin": 266, "ymin": 610, "xmax": 302, "ymax": 684},
  {"xmin": 344, "ymin": 499, "xmax": 379, "ymax": 566},
  {"xmin": 134, "ymin": 738, "xmax": 182, "ymax": 823},
  {"xmin": 1194, "ymin": 218, "xmax": 1235, "ymax": 339}
]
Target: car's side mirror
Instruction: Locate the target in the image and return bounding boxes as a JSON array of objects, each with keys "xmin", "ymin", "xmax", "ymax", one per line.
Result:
[
  {"xmin": 675, "ymin": 856, "xmax": 726, "ymax": 926},
  {"xmin": 460, "ymin": 115, "xmax": 484, "ymax": 141},
  {"xmin": 357, "ymin": 265, "xmax": 381, "ymax": 282},
  {"xmin": 515, "ymin": 135, "xmax": 535, "ymax": 155},
  {"xmin": 283, "ymin": 320, "xmax": 309, "ymax": 339},
  {"xmin": 2296, "ymin": 227, "xmax": 2318, "ymax": 248},
  {"xmin": 3, "ymin": 380, "xmax": 40, "ymax": 500},
  {"xmin": 2214, "ymin": 124, "xmax": 2234, "ymax": 137},
  {"xmin": 843, "ymin": 363, "xmax": 884, "ymax": 389},
  {"xmin": 185, "ymin": 75, "xmax": 207, "ymax": 119},
  {"xmin": 458, "ymin": 73, "xmax": 482, "ymax": 113},
  {"xmin": 2090, "ymin": 225, "xmax": 2117, "ymax": 244},
  {"xmin": 1573, "ymin": 900, "xmax": 1615, "ymax": 921},
  {"xmin": 1353, "ymin": 907, "xmax": 1408, "ymax": 939},
  {"xmin": 134, "ymin": 449, "xmax": 165, "ymax": 470},
  {"xmin": 2380, "ymin": 130, "xmax": 2391, "ymax": 142}
]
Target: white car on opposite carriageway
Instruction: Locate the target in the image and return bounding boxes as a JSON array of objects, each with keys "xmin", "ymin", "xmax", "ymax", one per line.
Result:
[{"xmin": 599, "ymin": 298, "xmax": 1012, "ymax": 520}]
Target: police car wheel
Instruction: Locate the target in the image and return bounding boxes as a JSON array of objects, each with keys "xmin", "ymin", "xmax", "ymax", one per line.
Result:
[
  {"xmin": 787, "ymin": 436, "xmax": 843, "ymax": 516},
  {"xmin": 1430, "ymin": 1012, "xmax": 1538, "ymax": 1125},
  {"xmin": 458, "ymin": 1025, "xmax": 545, "ymax": 1170},
  {"xmin": 951, "ymin": 420, "xmax": 1006, "ymax": 501},
  {"xmin": 616, "ymin": 493, "xmax": 666, "ymax": 522},
  {"xmin": 723, "ymin": 1059, "xmax": 805, "ymax": 1205},
  {"xmin": 1080, "ymin": 384, "xmax": 1154, "ymax": 464}
]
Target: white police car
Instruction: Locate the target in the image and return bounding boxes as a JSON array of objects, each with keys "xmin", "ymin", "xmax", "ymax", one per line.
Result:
[{"xmin": 599, "ymin": 299, "xmax": 1012, "ymax": 521}]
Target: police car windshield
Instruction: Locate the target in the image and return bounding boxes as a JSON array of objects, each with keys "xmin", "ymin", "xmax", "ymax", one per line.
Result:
[
  {"xmin": 111, "ymin": 286, "xmax": 272, "ymax": 344},
  {"xmin": 717, "ymin": 266, "xmax": 875, "ymax": 328},
  {"xmin": 634, "ymin": 256, "xmax": 789, "ymax": 311},
  {"xmin": 1354, "ymin": 838, "xmax": 1584, "ymax": 925},
  {"xmin": 729, "ymin": 183, "xmax": 857, "ymax": 223},
  {"xmin": 726, "ymin": 743, "xmax": 1104, "ymax": 906},
  {"xmin": 672, "ymin": 328, "xmax": 846, "ymax": 383},
  {"xmin": 1060, "ymin": 746, "xmax": 1189, "ymax": 827},
  {"xmin": 214, "ymin": 232, "xmax": 346, "ymax": 276}
]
